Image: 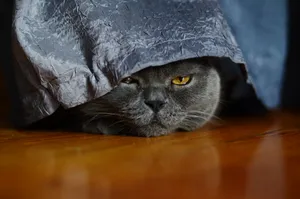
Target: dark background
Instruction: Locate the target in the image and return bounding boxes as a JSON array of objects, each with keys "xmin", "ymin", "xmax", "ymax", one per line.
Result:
[
  {"xmin": 0, "ymin": 1, "xmax": 24, "ymax": 126},
  {"xmin": 281, "ymin": 0, "xmax": 300, "ymax": 109}
]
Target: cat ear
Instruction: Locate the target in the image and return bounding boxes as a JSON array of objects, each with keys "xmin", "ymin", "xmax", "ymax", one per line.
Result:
[
  {"xmin": 198, "ymin": 56, "xmax": 221, "ymax": 67},
  {"xmin": 207, "ymin": 57, "xmax": 221, "ymax": 67}
]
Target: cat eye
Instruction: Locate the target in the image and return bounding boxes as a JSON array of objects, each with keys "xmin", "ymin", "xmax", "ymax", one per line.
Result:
[
  {"xmin": 171, "ymin": 75, "xmax": 192, "ymax": 86},
  {"xmin": 121, "ymin": 77, "xmax": 138, "ymax": 84}
]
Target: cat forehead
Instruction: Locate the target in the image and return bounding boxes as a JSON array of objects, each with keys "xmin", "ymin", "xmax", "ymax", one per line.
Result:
[{"xmin": 133, "ymin": 61, "xmax": 208, "ymax": 78}]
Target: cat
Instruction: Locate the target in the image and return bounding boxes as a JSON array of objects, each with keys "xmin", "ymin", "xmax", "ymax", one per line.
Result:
[
  {"xmin": 27, "ymin": 57, "xmax": 266, "ymax": 136},
  {"xmin": 74, "ymin": 58, "xmax": 222, "ymax": 137}
]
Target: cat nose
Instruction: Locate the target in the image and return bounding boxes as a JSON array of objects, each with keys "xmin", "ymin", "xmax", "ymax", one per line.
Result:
[{"xmin": 144, "ymin": 100, "xmax": 166, "ymax": 113}]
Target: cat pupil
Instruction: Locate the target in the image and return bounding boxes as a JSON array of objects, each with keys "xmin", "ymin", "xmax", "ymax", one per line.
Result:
[{"xmin": 122, "ymin": 77, "xmax": 134, "ymax": 84}]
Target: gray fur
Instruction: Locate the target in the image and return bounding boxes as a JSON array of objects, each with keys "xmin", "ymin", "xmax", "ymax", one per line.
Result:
[{"xmin": 77, "ymin": 59, "xmax": 221, "ymax": 137}]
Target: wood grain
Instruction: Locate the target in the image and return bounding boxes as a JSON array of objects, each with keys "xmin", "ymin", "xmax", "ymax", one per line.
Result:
[{"xmin": 0, "ymin": 110, "xmax": 299, "ymax": 199}]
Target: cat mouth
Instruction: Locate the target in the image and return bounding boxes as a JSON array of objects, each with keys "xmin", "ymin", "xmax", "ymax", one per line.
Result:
[
  {"xmin": 150, "ymin": 117, "xmax": 166, "ymax": 127},
  {"xmin": 151, "ymin": 121, "xmax": 165, "ymax": 128}
]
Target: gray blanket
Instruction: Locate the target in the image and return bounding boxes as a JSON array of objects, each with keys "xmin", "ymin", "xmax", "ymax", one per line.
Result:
[{"xmin": 12, "ymin": 0, "xmax": 245, "ymax": 126}]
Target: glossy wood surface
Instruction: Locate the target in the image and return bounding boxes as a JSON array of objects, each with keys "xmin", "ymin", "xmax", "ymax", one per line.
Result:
[{"xmin": 0, "ymin": 109, "xmax": 299, "ymax": 199}]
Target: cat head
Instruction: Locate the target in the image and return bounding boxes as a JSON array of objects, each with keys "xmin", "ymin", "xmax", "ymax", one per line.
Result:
[{"xmin": 79, "ymin": 58, "xmax": 221, "ymax": 137}]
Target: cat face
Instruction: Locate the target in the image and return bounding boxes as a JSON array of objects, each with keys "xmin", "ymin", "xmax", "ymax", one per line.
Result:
[{"xmin": 79, "ymin": 59, "xmax": 221, "ymax": 137}]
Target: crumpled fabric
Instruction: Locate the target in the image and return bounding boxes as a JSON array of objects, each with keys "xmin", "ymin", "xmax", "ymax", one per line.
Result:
[
  {"xmin": 11, "ymin": 0, "xmax": 246, "ymax": 126},
  {"xmin": 219, "ymin": 0, "xmax": 288, "ymax": 109}
]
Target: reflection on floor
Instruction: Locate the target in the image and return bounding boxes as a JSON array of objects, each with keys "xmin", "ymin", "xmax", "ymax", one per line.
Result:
[{"xmin": 0, "ymin": 110, "xmax": 299, "ymax": 199}]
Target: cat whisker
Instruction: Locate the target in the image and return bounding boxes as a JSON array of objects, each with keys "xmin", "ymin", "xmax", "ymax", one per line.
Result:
[
  {"xmin": 189, "ymin": 115, "xmax": 223, "ymax": 126},
  {"xmin": 185, "ymin": 117, "xmax": 209, "ymax": 124},
  {"xmin": 181, "ymin": 116, "xmax": 220, "ymax": 131},
  {"xmin": 189, "ymin": 110, "xmax": 213, "ymax": 115},
  {"xmin": 218, "ymin": 99, "xmax": 229, "ymax": 105},
  {"xmin": 187, "ymin": 114, "xmax": 203, "ymax": 119},
  {"xmin": 184, "ymin": 116, "xmax": 206, "ymax": 122},
  {"xmin": 188, "ymin": 113, "xmax": 221, "ymax": 121},
  {"xmin": 108, "ymin": 120, "xmax": 127, "ymax": 128},
  {"xmin": 209, "ymin": 115, "xmax": 223, "ymax": 121},
  {"xmin": 189, "ymin": 111, "xmax": 222, "ymax": 121},
  {"xmin": 84, "ymin": 111, "xmax": 124, "ymax": 117},
  {"xmin": 84, "ymin": 114, "xmax": 101, "ymax": 127}
]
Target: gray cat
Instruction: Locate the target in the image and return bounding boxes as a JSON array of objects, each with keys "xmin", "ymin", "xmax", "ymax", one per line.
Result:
[{"xmin": 76, "ymin": 58, "xmax": 221, "ymax": 137}]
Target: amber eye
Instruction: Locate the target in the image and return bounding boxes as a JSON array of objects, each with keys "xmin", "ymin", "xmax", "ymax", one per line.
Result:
[
  {"xmin": 121, "ymin": 77, "xmax": 138, "ymax": 84},
  {"xmin": 171, "ymin": 75, "xmax": 192, "ymax": 85}
]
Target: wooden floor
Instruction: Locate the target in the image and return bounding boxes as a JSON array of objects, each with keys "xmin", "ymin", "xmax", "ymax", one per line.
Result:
[{"xmin": 0, "ymin": 108, "xmax": 299, "ymax": 199}]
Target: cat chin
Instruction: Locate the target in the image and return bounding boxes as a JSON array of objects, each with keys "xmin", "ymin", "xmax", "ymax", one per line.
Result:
[
  {"xmin": 82, "ymin": 121, "xmax": 172, "ymax": 137},
  {"xmin": 81, "ymin": 115, "xmax": 210, "ymax": 137},
  {"xmin": 131, "ymin": 123, "xmax": 175, "ymax": 137}
]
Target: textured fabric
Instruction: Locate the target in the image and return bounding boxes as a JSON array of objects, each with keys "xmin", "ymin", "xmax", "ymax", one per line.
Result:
[
  {"xmin": 219, "ymin": 0, "xmax": 288, "ymax": 109},
  {"xmin": 12, "ymin": 0, "xmax": 245, "ymax": 126}
]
